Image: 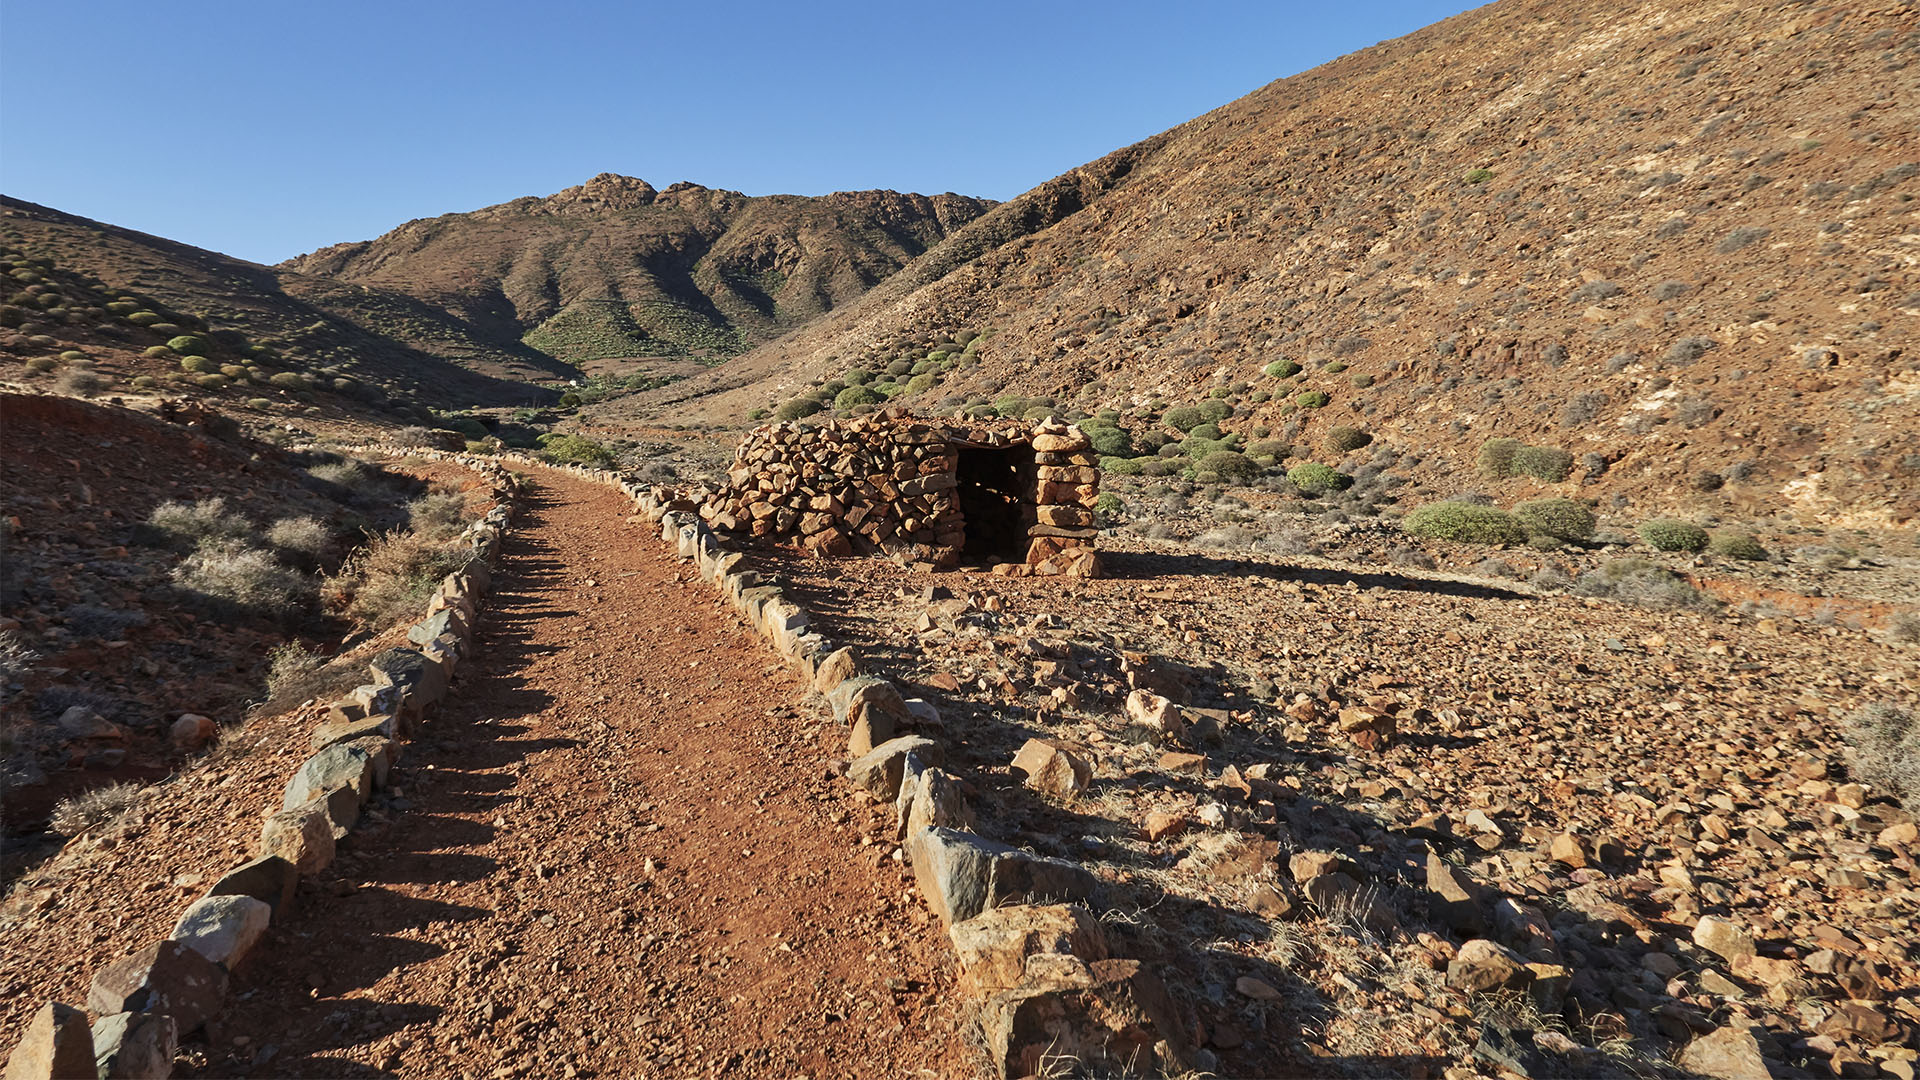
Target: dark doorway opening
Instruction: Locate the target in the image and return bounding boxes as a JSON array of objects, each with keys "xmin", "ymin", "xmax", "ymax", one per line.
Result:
[{"xmin": 954, "ymin": 443, "xmax": 1032, "ymax": 563}]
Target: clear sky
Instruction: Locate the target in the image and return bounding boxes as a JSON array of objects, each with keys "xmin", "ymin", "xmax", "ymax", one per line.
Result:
[{"xmin": 1, "ymin": 0, "xmax": 1476, "ymax": 265}]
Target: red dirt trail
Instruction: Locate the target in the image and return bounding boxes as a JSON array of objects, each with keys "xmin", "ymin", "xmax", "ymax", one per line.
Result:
[{"xmin": 198, "ymin": 468, "xmax": 964, "ymax": 1079}]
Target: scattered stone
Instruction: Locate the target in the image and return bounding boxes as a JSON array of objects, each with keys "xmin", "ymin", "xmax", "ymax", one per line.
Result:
[
  {"xmin": 55, "ymin": 707, "xmax": 121, "ymax": 742},
  {"xmin": 169, "ymin": 714, "xmax": 215, "ymax": 751},
  {"xmin": 3, "ymin": 1001, "xmax": 93, "ymax": 1080},
  {"xmin": 1425, "ymin": 850, "xmax": 1489, "ymax": 934},
  {"xmin": 88, "ymin": 1012, "xmax": 175, "ymax": 1080},
  {"xmin": 1125, "ymin": 690, "xmax": 1188, "ymax": 740},
  {"xmin": 1548, "ymin": 832, "xmax": 1587, "ymax": 868},
  {"xmin": 87, "ymin": 941, "xmax": 228, "ymax": 1034},
  {"xmin": 1692, "ymin": 915, "xmax": 1756, "ymax": 964},
  {"xmin": 1142, "ymin": 809, "xmax": 1190, "ymax": 842},
  {"xmin": 1676, "ymin": 1023, "xmax": 1771, "ymax": 1080},
  {"xmin": 1288, "ymin": 851, "xmax": 1349, "ymax": 883},
  {"xmin": 1010, "ymin": 739, "xmax": 1091, "ymax": 797},
  {"xmin": 1158, "ymin": 751, "xmax": 1206, "ymax": 775},
  {"xmin": 1235, "ymin": 976, "xmax": 1282, "ymax": 1001},
  {"xmin": 170, "ymin": 895, "xmax": 271, "ymax": 968},
  {"xmin": 1446, "ymin": 938, "xmax": 1530, "ymax": 994}
]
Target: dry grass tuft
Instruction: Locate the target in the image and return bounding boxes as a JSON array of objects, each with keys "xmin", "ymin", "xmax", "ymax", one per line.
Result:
[{"xmin": 49, "ymin": 782, "xmax": 142, "ymax": 836}]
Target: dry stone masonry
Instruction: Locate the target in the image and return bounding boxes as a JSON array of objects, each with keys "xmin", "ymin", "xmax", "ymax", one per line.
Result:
[{"xmin": 706, "ymin": 412, "xmax": 1103, "ymax": 577}]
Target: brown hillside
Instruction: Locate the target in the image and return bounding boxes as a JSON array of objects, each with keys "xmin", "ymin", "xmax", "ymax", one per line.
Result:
[
  {"xmin": 654, "ymin": 0, "xmax": 1919, "ymax": 526},
  {"xmin": 0, "ymin": 197, "xmax": 565, "ymax": 409},
  {"xmin": 280, "ymin": 174, "xmax": 993, "ymax": 364}
]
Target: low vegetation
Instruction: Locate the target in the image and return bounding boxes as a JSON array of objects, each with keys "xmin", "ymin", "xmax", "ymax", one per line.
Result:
[{"xmin": 1402, "ymin": 502, "xmax": 1526, "ymax": 545}]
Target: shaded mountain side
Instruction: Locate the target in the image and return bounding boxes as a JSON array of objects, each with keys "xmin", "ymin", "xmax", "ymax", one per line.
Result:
[
  {"xmin": 661, "ymin": 0, "xmax": 1919, "ymax": 526},
  {"xmin": 281, "ymin": 175, "xmax": 994, "ymax": 364},
  {"xmin": 0, "ymin": 196, "xmax": 561, "ymax": 408}
]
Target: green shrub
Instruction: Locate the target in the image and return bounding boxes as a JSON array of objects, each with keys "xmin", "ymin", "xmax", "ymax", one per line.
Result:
[
  {"xmin": 842, "ymin": 367, "xmax": 874, "ymax": 385},
  {"xmin": 906, "ymin": 373, "xmax": 937, "ymax": 393},
  {"xmin": 1162, "ymin": 406, "xmax": 1207, "ymax": 432},
  {"xmin": 1322, "ymin": 361, "xmax": 1348, "ymax": 374},
  {"xmin": 747, "ymin": 407, "xmax": 769, "ymax": 421},
  {"xmin": 247, "ymin": 397, "xmax": 274, "ymax": 410},
  {"xmin": 1323, "ymin": 426, "xmax": 1371, "ymax": 453},
  {"xmin": 1708, "ymin": 531, "xmax": 1767, "ymax": 560},
  {"xmin": 1199, "ymin": 399, "xmax": 1232, "ymax": 422},
  {"xmin": 1478, "ymin": 437, "xmax": 1524, "ymax": 478},
  {"xmin": 59, "ymin": 350, "xmax": 87, "ymax": 361},
  {"xmin": 556, "ymin": 391, "xmax": 582, "ymax": 408},
  {"xmin": 1295, "ymin": 390, "xmax": 1329, "ymax": 408},
  {"xmin": 1403, "ymin": 502, "xmax": 1527, "ymax": 545},
  {"xmin": 1093, "ymin": 493, "xmax": 1126, "ymax": 520},
  {"xmin": 1088, "ymin": 426, "xmax": 1133, "ymax": 457},
  {"xmin": 1574, "ymin": 558, "xmax": 1716, "ymax": 611},
  {"xmin": 1188, "ymin": 422, "xmax": 1224, "ymax": 441},
  {"xmin": 835, "ymin": 385, "xmax": 884, "ymax": 409},
  {"xmin": 885, "ymin": 359, "xmax": 913, "ymax": 376},
  {"xmin": 266, "ymin": 516, "xmax": 332, "ymax": 564},
  {"xmin": 194, "ymin": 374, "xmax": 230, "ymax": 389},
  {"xmin": 775, "ymin": 397, "xmax": 823, "ymax": 421},
  {"xmin": 221, "ymin": 364, "xmax": 248, "ymax": 379},
  {"xmin": 179, "ymin": 355, "xmax": 216, "ymax": 373},
  {"xmin": 1465, "ymin": 168, "xmax": 1494, "ymax": 184},
  {"xmin": 1199, "ymin": 451, "xmax": 1260, "ymax": 483},
  {"xmin": 1639, "ymin": 518, "xmax": 1709, "ymax": 552},
  {"xmin": 269, "ymin": 371, "xmax": 310, "ymax": 391},
  {"xmin": 1512, "ymin": 445, "xmax": 1574, "ymax": 482},
  {"xmin": 166, "ymin": 334, "xmax": 211, "ymax": 355},
  {"xmin": 1100, "ymin": 455, "xmax": 1144, "ymax": 476},
  {"xmin": 130, "ymin": 375, "xmax": 158, "ymax": 389},
  {"xmin": 141, "ymin": 345, "xmax": 173, "ymax": 358},
  {"xmin": 1286, "ymin": 463, "xmax": 1352, "ymax": 495},
  {"xmin": 126, "ymin": 311, "xmax": 161, "ymax": 325},
  {"xmin": 1265, "ymin": 359, "xmax": 1301, "ymax": 378},
  {"xmin": 1350, "ymin": 373, "xmax": 1375, "ymax": 389},
  {"xmin": 537, "ymin": 433, "xmax": 614, "ymax": 467},
  {"xmin": 1246, "ymin": 439, "xmax": 1290, "ymax": 464},
  {"xmin": 1512, "ymin": 498, "xmax": 1596, "ymax": 541}
]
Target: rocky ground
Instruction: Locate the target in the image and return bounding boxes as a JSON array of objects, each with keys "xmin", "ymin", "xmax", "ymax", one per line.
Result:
[{"xmin": 758, "ymin": 527, "xmax": 1919, "ymax": 1078}]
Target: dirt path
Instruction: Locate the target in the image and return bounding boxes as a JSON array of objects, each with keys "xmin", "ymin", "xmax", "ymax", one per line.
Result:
[{"xmin": 198, "ymin": 469, "xmax": 963, "ymax": 1079}]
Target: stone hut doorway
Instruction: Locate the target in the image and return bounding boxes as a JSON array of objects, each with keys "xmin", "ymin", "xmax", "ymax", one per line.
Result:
[{"xmin": 952, "ymin": 441, "xmax": 1033, "ymax": 564}]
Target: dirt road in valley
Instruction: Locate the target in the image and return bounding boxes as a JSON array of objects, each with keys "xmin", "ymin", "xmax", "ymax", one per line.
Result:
[{"xmin": 198, "ymin": 469, "xmax": 964, "ymax": 1079}]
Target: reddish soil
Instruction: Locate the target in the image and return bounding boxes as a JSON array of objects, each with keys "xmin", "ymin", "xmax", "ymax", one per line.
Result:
[{"xmin": 188, "ymin": 468, "xmax": 963, "ymax": 1078}]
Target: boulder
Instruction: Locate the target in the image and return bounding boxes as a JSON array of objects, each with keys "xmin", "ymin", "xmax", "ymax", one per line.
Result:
[
  {"xmin": 205, "ymin": 855, "xmax": 297, "ymax": 920},
  {"xmin": 405, "ymin": 606, "xmax": 467, "ymax": 648},
  {"xmin": 309, "ymin": 712, "xmax": 397, "ymax": 752},
  {"xmin": 87, "ymin": 941, "xmax": 228, "ymax": 1034},
  {"xmin": 88, "ymin": 1013, "xmax": 174, "ymax": 1080},
  {"xmin": 1446, "ymin": 938, "xmax": 1531, "ymax": 995},
  {"xmin": 168, "ymin": 715, "xmax": 215, "ymax": 751},
  {"xmin": 281, "ymin": 742, "xmax": 376, "ymax": 813},
  {"xmin": 259, "ymin": 798, "xmax": 335, "ymax": 875},
  {"xmin": 55, "ymin": 707, "xmax": 122, "ymax": 742},
  {"xmin": 3, "ymin": 1002, "xmax": 94, "ymax": 1080},
  {"xmin": 980, "ymin": 958, "xmax": 1189, "ymax": 1079},
  {"xmin": 950, "ymin": 904, "xmax": 1110, "ymax": 998},
  {"xmin": 1009, "ymin": 739, "xmax": 1091, "ymax": 798},
  {"xmin": 1424, "ymin": 849, "xmax": 1489, "ymax": 934},
  {"xmin": 908, "ymin": 828, "xmax": 1095, "ymax": 927},
  {"xmin": 811, "ymin": 647, "xmax": 859, "ymax": 695},
  {"xmin": 368, "ymin": 648, "xmax": 445, "ymax": 723},
  {"xmin": 847, "ymin": 736, "xmax": 943, "ymax": 802},
  {"xmin": 1692, "ymin": 916, "xmax": 1757, "ymax": 964},
  {"xmin": 1124, "ymin": 690, "xmax": 1187, "ymax": 740},
  {"xmin": 169, "ymin": 895, "xmax": 271, "ymax": 968},
  {"xmin": 1676, "ymin": 1024, "xmax": 1771, "ymax": 1080},
  {"xmin": 897, "ymin": 765, "xmax": 974, "ymax": 842},
  {"xmin": 830, "ymin": 677, "xmax": 914, "ymax": 757}
]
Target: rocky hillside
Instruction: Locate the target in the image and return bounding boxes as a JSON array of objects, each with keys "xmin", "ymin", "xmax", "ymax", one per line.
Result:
[
  {"xmin": 0, "ymin": 197, "xmax": 564, "ymax": 409},
  {"xmin": 667, "ymin": 0, "xmax": 1919, "ymax": 526},
  {"xmin": 281, "ymin": 175, "xmax": 992, "ymax": 364}
]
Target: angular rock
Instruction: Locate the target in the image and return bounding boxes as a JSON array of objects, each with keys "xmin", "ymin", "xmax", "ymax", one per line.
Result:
[
  {"xmin": 1009, "ymin": 739, "xmax": 1091, "ymax": 798},
  {"xmin": 3, "ymin": 1002, "xmax": 93, "ymax": 1080},
  {"xmin": 169, "ymin": 895, "xmax": 271, "ymax": 969},
  {"xmin": 811, "ymin": 647, "xmax": 859, "ymax": 695},
  {"xmin": 898, "ymin": 764, "xmax": 974, "ymax": 841},
  {"xmin": 1446, "ymin": 938, "xmax": 1530, "ymax": 995},
  {"xmin": 949, "ymin": 904, "xmax": 1110, "ymax": 998},
  {"xmin": 55, "ymin": 707, "xmax": 121, "ymax": 742},
  {"xmin": 168, "ymin": 715, "xmax": 215, "ymax": 751},
  {"xmin": 847, "ymin": 736, "xmax": 942, "ymax": 802},
  {"xmin": 259, "ymin": 797, "xmax": 335, "ymax": 876},
  {"xmin": 205, "ymin": 855, "xmax": 297, "ymax": 920},
  {"xmin": 1425, "ymin": 850, "xmax": 1490, "ymax": 934},
  {"xmin": 281, "ymin": 742, "xmax": 375, "ymax": 813},
  {"xmin": 87, "ymin": 941, "xmax": 228, "ymax": 1034},
  {"xmin": 1676, "ymin": 1023, "xmax": 1771, "ymax": 1080},
  {"xmin": 368, "ymin": 648, "xmax": 446, "ymax": 723},
  {"xmin": 830, "ymin": 677, "xmax": 914, "ymax": 757},
  {"xmin": 1142, "ymin": 809, "xmax": 1190, "ymax": 842},
  {"xmin": 981, "ymin": 957, "xmax": 1188, "ymax": 1079},
  {"xmin": 908, "ymin": 828, "xmax": 1096, "ymax": 927},
  {"xmin": 1548, "ymin": 833, "xmax": 1587, "ymax": 868},
  {"xmin": 309, "ymin": 712, "xmax": 397, "ymax": 752},
  {"xmin": 88, "ymin": 1012, "xmax": 175, "ymax": 1080},
  {"xmin": 1124, "ymin": 690, "xmax": 1187, "ymax": 739},
  {"xmin": 405, "ymin": 606, "xmax": 467, "ymax": 648},
  {"xmin": 1692, "ymin": 915, "xmax": 1756, "ymax": 964}
]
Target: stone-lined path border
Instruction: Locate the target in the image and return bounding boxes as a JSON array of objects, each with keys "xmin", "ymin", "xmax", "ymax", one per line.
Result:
[{"xmin": 5, "ymin": 453, "xmax": 520, "ymax": 1080}]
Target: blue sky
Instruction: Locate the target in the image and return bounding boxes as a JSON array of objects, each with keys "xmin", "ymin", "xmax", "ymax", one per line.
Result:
[{"xmin": 0, "ymin": 1, "xmax": 1476, "ymax": 265}]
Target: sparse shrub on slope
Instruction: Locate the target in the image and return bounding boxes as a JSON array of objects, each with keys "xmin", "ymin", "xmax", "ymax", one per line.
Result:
[
  {"xmin": 1512, "ymin": 445, "xmax": 1574, "ymax": 482},
  {"xmin": 1402, "ymin": 502, "xmax": 1526, "ymax": 545},
  {"xmin": 1287, "ymin": 462, "xmax": 1352, "ymax": 495},
  {"xmin": 146, "ymin": 497, "xmax": 250, "ymax": 550},
  {"xmin": 50, "ymin": 782, "xmax": 142, "ymax": 836},
  {"xmin": 1478, "ymin": 437, "xmax": 1523, "ymax": 479},
  {"xmin": 1512, "ymin": 498, "xmax": 1595, "ymax": 541},
  {"xmin": 537, "ymin": 433, "xmax": 614, "ymax": 467},
  {"xmin": 267, "ymin": 516, "xmax": 333, "ymax": 565},
  {"xmin": 1323, "ymin": 426, "xmax": 1371, "ymax": 454},
  {"xmin": 172, "ymin": 540, "xmax": 309, "ymax": 617},
  {"xmin": 775, "ymin": 397, "xmax": 823, "ymax": 421},
  {"xmin": 1843, "ymin": 702, "xmax": 1919, "ymax": 814},
  {"xmin": 1574, "ymin": 558, "xmax": 1717, "ymax": 611},
  {"xmin": 1197, "ymin": 451, "xmax": 1259, "ymax": 483},
  {"xmin": 834, "ymin": 385, "xmax": 883, "ymax": 409},
  {"xmin": 1640, "ymin": 518, "xmax": 1709, "ymax": 552},
  {"xmin": 1708, "ymin": 531, "xmax": 1768, "ymax": 560}
]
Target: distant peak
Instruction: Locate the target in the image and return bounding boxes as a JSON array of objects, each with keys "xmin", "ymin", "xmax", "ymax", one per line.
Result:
[{"xmin": 548, "ymin": 173, "xmax": 658, "ymax": 209}]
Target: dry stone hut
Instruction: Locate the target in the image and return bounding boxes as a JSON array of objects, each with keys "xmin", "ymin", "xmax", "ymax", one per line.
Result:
[{"xmin": 706, "ymin": 414, "xmax": 1102, "ymax": 576}]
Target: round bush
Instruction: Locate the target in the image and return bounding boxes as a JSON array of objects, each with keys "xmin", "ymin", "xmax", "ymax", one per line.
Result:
[
  {"xmin": 1246, "ymin": 439, "xmax": 1290, "ymax": 464},
  {"xmin": 834, "ymin": 385, "xmax": 884, "ymax": 409},
  {"xmin": 194, "ymin": 373, "xmax": 230, "ymax": 389},
  {"xmin": 906, "ymin": 372, "xmax": 937, "ymax": 393},
  {"xmin": 1287, "ymin": 463, "xmax": 1352, "ymax": 495},
  {"xmin": 166, "ymin": 334, "xmax": 211, "ymax": 355},
  {"xmin": 126, "ymin": 311, "xmax": 162, "ymax": 326},
  {"xmin": 179, "ymin": 355, "xmax": 216, "ymax": 373},
  {"xmin": 842, "ymin": 367, "xmax": 874, "ymax": 385},
  {"xmin": 130, "ymin": 375, "xmax": 158, "ymax": 389},
  {"xmin": 269, "ymin": 372, "xmax": 309, "ymax": 390},
  {"xmin": 1323, "ymin": 426, "xmax": 1371, "ymax": 453},
  {"xmin": 1264, "ymin": 359, "xmax": 1301, "ymax": 378},
  {"xmin": 1513, "ymin": 445, "xmax": 1575, "ymax": 483},
  {"xmin": 1198, "ymin": 399, "xmax": 1233, "ymax": 422},
  {"xmin": 142, "ymin": 345, "xmax": 174, "ymax": 358},
  {"xmin": 1199, "ymin": 451, "xmax": 1260, "ymax": 483},
  {"xmin": 1100, "ymin": 455, "xmax": 1144, "ymax": 476},
  {"xmin": 1403, "ymin": 502, "xmax": 1527, "ymax": 545},
  {"xmin": 1295, "ymin": 390, "xmax": 1329, "ymax": 409},
  {"xmin": 1639, "ymin": 518, "xmax": 1709, "ymax": 552},
  {"xmin": 1708, "ymin": 531, "xmax": 1767, "ymax": 560},
  {"xmin": 1478, "ymin": 437, "xmax": 1523, "ymax": 478},
  {"xmin": 1188, "ymin": 422, "xmax": 1223, "ymax": 441},
  {"xmin": 1162, "ymin": 406, "xmax": 1207, "ymax": 433},
  {"xmin": 1513, "ymin": 498, "xmax": 1596, "ymax": 541},
  {"xmin": 1087, "ymin": 426, "xmax": 1133, "ymax": 457}
]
